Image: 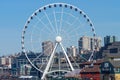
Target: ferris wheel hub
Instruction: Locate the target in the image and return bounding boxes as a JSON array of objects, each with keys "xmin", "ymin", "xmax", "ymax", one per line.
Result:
[{"xmin": 56, "ymin": 36, "xmax": 62, "ymax": 42}]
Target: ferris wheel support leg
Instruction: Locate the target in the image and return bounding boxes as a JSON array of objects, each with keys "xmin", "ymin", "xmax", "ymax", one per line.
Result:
[
  {"xmin": 60, "ymin": 43, "xmax": 74, "ymax": 71},
  {"xmin": 41, "ymin": 43, "xmax": 58, "ymax": 80}
]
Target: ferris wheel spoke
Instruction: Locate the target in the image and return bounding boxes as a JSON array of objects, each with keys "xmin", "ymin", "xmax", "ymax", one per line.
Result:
[
  {"xmin": 67, "ymin": 21, "xmax": 88, "ymax": 35},
  {"xmin": 35, "ymin": 16, "xmax": 55, "ymax": 35},
  {"xmin": 53, "ymin": 11, "xmax": 59, "ymax": 35},
  {"xmin": 42, "ymin": 28, "xmax": 55, "ymax": 37},
  {"xmin": 70, "ymin": 16, "xmax": 80, "ymax": 27},
  {"xmin": 68, "ymin": 53, "xmax": 80, "ymax": 68},
  {"xmin": 25, "ymin": 40, "xmax": 40, "ymax": 45},
  {"xmin": 55, "ymin": 12, "xmax": 76, "ymax": 35},
  {"xmin": 60, "ymin": 27, "xmax": 81, "ymax": 39},
  {"xmin": 56, "ymin": 12, "xmax": 76, "ymax": 19},
  {"xmin": 67, "ymin": 30, "xmax": 91, "ymax": 40},
  {"xmin": 44, "ymin": 12, "xmax": 57, "ymax": 34},
  {"xmin": 30, "ymin": 36, "xmax": 40, "ymax": 45},
  {"xmin": 32, "ymin": 24, "xmax": 50, "ymax": 35},
  {"xmin": 39, "ymin": 64, "xmax": 44, "ymax": 71},
  {"xmin": 65, "ymin": 13, "xmax": 87, "ymax": 34},
  {"xmin": 59, "ymin": 7, "xmax": 64, "ymax": 36},
  {"xmin": 30, "ymin": 37, "xmax": 38, "ymax": 48},
  {"xmin": 25, "ymin": 41, "xmax": 40, "ymax": 51},
  {"xmin": 42, "ymin": 43, "xmax": 54, "ymax": 54},
  {"xmin": 31, "ymin": 53, "xmax": 43, "ymax": 63},
  {"xmin": 30, "ymin": 20, "xmax": 41, "ymax": 33},
  {"xmin": 30, "ymin": 41, "xmax": 54, "ymax": 54},
  {"xmin": 69, "ymin": 34, "xmax": 82, "ymax": 39}
]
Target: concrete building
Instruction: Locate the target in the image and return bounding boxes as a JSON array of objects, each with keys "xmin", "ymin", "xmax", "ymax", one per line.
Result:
[
  {"xmin": 67, "ymin": 46, "xmax": 77, "ymax": 57},
  {"xmin": 78, "ymin": 36, "xmax": 91, "ymax": 51},
  {"xmin": 95, "ymin": 37, "xmax": 102, "ymax": 51},
  {"xmin": 0, "ymin": 57, "xmax": 6, "ymax": 65},
  {"xmin": 101, "ymin": 41, "xmax": 120, "ymax": 80},
  {"xmin": 0, "ymin": 56, "xmax": 12, "ymax": 79},
  {"xmin": 0, "ymin": 56, "xmax": 12, "ymax": 68},
  {"xmin": 78, "ymin": 36, "xmax": 101, "ymax": 54},
  {"xmin": 104, "ymin": 35, "xmax": 117, "ymax": 46},
  {"xmin": 42, "ymin": 41, "xmax": 54, "ymax": 56}
]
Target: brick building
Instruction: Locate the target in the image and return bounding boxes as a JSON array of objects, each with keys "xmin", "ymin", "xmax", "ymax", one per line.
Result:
[{"xmin": 80, "ymin": 60, "xmax": 103, "ymax": 80}]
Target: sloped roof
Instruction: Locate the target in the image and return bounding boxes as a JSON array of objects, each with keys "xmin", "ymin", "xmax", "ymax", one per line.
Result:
[
  {"xmin": 80, "ymin": 59, "xmax": 103, "ymax": 65},
  {"xmin": 110, "ymin": 61, "xmax": 120, "ymax": 67},
  {"xmin": 80, "ymin": 65, "xmax": 100, "ymax": 73},
  {"xmin": 105, "ymin": 53, "xmax": 120, "ymax": 58}
]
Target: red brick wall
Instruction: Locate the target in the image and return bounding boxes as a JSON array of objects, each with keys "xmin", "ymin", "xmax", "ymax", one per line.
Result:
[{"xmin": 80, "ymin": 72, "xmax": 100, "ymax": 80}]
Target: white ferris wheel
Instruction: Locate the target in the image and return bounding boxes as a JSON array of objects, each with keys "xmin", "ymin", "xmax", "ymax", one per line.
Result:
[{"xmin": 21, "ymin": 3, "xmax": 96, "ymax": 80}]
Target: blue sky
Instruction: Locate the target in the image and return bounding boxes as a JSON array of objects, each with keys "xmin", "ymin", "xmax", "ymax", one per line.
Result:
[{"xmin": 0, "ymin": 0, "xmax": 120, "ymax": 55}]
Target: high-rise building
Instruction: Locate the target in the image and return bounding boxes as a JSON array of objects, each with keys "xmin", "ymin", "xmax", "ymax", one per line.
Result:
[
  {"xmin": 42, "ymin": 41, "xmax": 54, "ymax": 56},
  {"xmin": 0, "ymin": 56, "xmax": 12, "ymax": 67},
  {"xmin": 95, "ymin": 37, "xmax": 102, "ymax": 51},
  {"xmin": 79, "ymin": 36, "xmax": 91, "ymax": 51},
  {"xmin": 104, "ymin": 36, "xmax": 117, "ymax": 46},
  {"xmin": 67, "ymin": 46, "xmax": 77, "ymax": 57},
  {"xmin": 0, "ymin": 57, "xmax": 6, "ymax": 65},
  {"xmin": 78, "ymin": 36, "xmax": 101, "ymax": 54}
]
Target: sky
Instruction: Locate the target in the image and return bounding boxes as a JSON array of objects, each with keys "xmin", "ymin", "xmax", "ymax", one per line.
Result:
[{"xmin": 0, "ymin": 0, "xmax": 120, "ymax": 56}]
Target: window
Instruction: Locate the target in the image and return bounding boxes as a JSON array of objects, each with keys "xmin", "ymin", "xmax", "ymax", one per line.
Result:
[
  {"xmin": 104, "ymin": 63, "xmax": 109, "ymax": 68},
  {"xmin": 110, "ymin": 48, "xmax": 118, "ymax": 53},
  {"xmin": 114, "ymin": 68, "xmax": 119, "ymax": 72}
]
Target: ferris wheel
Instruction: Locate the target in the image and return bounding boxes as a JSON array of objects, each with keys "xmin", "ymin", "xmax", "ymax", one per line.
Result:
[{"xmin": 21, "ymin": 3, "xmax": 96, "ymax": 80}]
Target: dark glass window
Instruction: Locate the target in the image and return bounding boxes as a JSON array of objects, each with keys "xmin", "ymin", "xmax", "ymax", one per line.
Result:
[{"xmin": 110, "ymin": 48, "xmax": 118, "ymax": 53}]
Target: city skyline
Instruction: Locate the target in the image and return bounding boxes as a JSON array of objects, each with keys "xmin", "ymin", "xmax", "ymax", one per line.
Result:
[{"xmin": 0, "ymin": 0, "xmax": 120, "ymax": 55}]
